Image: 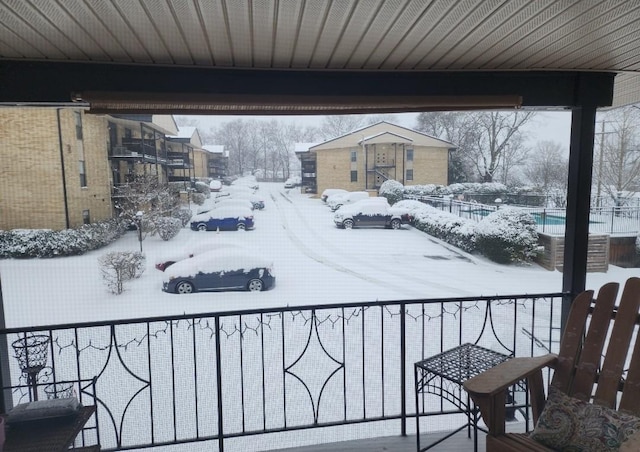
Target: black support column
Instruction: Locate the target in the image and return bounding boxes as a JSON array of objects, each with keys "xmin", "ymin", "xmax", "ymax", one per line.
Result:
[{"xmin": 562, "ymin": 103, "xmax": 597, "ymax": 328}]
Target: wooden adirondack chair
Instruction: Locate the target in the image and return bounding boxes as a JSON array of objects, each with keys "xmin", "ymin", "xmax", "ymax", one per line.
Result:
[{"xmin": 463, "ymin": 277, "xmax": 640, "ymax": 451}]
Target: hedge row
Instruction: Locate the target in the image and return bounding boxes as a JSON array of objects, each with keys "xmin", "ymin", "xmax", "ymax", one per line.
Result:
[
  {"xmin": 0, "ymin": 219, "xmax": 128, "ymax": 258},
  {"xmin": 394, "ymin": 200, "xmax": 539, "ymax": 263}
]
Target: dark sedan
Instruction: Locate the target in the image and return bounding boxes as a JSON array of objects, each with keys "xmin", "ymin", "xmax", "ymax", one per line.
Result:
[
  {"xmin": 162, "ymin": 250, "xmax": 275, "ymax": 294},
  {"xmin": 190, "ymin": 206, "xmax": 254, "ymax": 231},
  {"xmin": 333, "ymin": 203, "xmax": 412, "ymax": 229}
]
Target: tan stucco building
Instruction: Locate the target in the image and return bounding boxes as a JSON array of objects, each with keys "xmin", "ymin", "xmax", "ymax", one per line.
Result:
[{"xmin": 298, "ymin": 122, "xmax": 454, "ymax": 195}]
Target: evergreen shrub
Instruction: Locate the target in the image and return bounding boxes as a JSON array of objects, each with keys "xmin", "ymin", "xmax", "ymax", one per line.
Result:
[
  {"xmin": 0, "ymin": 219, "xmax": 127, "ymax": 258},
  {"xmin": 475, "ymin": 208, "xmax": 539, "ymax": 264}
]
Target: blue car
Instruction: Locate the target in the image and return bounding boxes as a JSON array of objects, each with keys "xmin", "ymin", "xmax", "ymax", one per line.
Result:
[
  {"xmin": 190, "ymin": 206, "xmax": 254, "ymax": 231},
  {"xmin": 162, "ymin": 250, "xmax": 275, "ymax": 294}
]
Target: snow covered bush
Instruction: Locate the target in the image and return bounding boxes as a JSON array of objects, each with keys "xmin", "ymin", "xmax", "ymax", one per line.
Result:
[
  {"xmin": 155, "ymin": 217, "xmax": 182, "ymax": 241},
  {"xmin": 412, "ymin": 205, "xmax": 477, "ymax": 252},
  {"xmin": 191, "ymin": 192, "xmax": 206, "ymax": 205},
  {"xmin": 98, "ymin": 251, "xmax": 145, "ymax": 294},
  {"xmin": 194, "ymin": 181, "xmax": 211, "ymax": 198},
  {"xmin": 448, "ymin": 182, "xmax": 507, "ymax": 195},
  {"xmin": 475, "ymin": 208, "xmax": 539, "ymax": 264},
  {"xmin": 379, "ymin": 180, "xmax": 404, "ymax": 205},
  {"xmin": 0, "ymin": 219, "xmax": 127, "ymax": 258},
  {"xmin": 404, "ymin": 184, "xmax": 449, "ymax": 198},
  {"xmin": 172, "ymin": 208, "xmax": 192, "ymax": 227}
]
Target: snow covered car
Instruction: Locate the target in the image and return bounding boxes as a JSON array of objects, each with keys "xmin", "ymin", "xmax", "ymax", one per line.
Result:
[
  {"xmin": 334, "ymin": 203, "xmax": 412, "ymax": 229},
  {"xmin": 224, "ymin": 192, "xmax": 265, "ymax": 210},
  {"xmin": 155, "ymin": 242, "xmax": 243, "ymax": 271},
  {"xmin": 321, "ymin": 188, "xmax": 347, "ymax": 202},
  {"xmin": 162, "ymin": 250, "xmax": 275, "ymax": 294},
  {"xmin": 284, "ymin": 180, "xmax": 296, "ymax": 188},
  {"xmin": 209, "ymin": 180, "xmax": 222, "ymax": 191},
  {"xmin": 213, "ymin": 198, "xmax": 255, "ymax": 211},
  {"xmin": 190, "ymin": 206, "xmax": 254, "ymax": 231},
  {"xmin": 327, "ymin": 191, "xmax": 370, "ymax": 211}
]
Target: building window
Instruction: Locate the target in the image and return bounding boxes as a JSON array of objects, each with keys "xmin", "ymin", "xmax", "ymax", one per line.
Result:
[
  {"xmin": 124, "ymin": 128, "xmax": 132, "ymax": 138},
  {"xmin": 350, "ymin": 150, "xmax": 357, "ymax": 162},
  {"xmin": 350, "ymin": 170, "xmax": 358, "ymax": 182},
  {"xmin": 79, "ymin": 160, "xmax": 87, "ymax": 187},
  {"xmin": 406, "ymin": 169, "xmax": 414, "ymax": 181},
  {"xmin": 82, "ymin": 210, "xmax": 90, "ymax": 225},
  {"xmin": 74, "ymin": 111, "xmax": 83, "ymax": 140},
  {"xmin": 407, "ymin": 148, "xmax": 414, "ymax": 161}
]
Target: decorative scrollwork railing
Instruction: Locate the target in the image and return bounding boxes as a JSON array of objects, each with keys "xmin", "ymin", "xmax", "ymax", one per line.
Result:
[{"xmin": 0, "ymin": 293, "xmax": 563, "ymax": 451}]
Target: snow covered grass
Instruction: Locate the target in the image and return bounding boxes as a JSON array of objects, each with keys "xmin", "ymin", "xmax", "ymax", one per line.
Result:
[
  {"xmin": 2, "ymin": 183, "xmax": 639, "ymax": 451},
  {"xmin": 1, "ymin": 183, "xmax": 637, "ymax": 329}
]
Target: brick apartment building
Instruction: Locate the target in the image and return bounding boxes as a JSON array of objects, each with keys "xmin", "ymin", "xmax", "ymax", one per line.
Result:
[
  {"xmin": 297, "ymin": 122, "xmax": 454, "ymax": 195},
  {"xmin": 1, "ymin": 109, "xmax": 227, "ymax": 231},
  {"xmin": 202, "ymin": 145, "xmax": 228, "ymax": 181},
  {"xmin": 1, "ymin": 107, "xmax": 115, "ymax": 230}
]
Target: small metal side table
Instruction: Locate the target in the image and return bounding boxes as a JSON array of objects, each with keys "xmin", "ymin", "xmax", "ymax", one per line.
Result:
[{"xmin": 414, "ymin": 343, "xmax": 511, "ymax": 452}]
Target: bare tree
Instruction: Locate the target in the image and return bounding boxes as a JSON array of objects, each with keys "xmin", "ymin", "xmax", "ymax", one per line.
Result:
[
  {"xmin": 468, "ymin": 111, "xmax": 536, "ymax": 182},
  {"xmin": 524, "ymin": 140, "xmax": 568, "ymax": 206},
  {"xmin": 599, "ymin": 106, "xmax": 640, "ymax": 204},
  {"xmin": 113, "ymin": 174, "xmax": 181, "ymax": 237},
  {"xmin": 215, "ymin": 119, "xmax": 257, "ymax": 175},
  {"xmin": 318, "ymin": 115, "xmax": 366, "ymax": 140},
  {"xmin": 415, "ymin": 112, "xmax": 479, "ymax": 182},
  {"xmin": 174, "ymin": 116, "xmax": 199, "ymax": 127},
  {"xmin": 496, "ymin": 134, "xmax": 530, "ymax": 187},
  {"xmin": 415, "ymin": 111, "xmax": 535, "ymax": 183}
]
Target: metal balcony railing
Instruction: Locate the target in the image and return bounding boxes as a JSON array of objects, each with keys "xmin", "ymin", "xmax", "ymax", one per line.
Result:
[{"xmin": 0, "ymin": 293, "xmax": 563, "ymax": 451}]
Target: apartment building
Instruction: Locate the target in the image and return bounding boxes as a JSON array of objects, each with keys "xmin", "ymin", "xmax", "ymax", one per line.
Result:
[
  {"xmin": 0, "ymin": 108, "xmax": 183, "ymax": 230},
  {"xmin": 297, "ymin": 122, "xmax": 454, "ymax": 195},
  {"xmin": 203, "ymin": 145, "xmax": 229, "ymax": 180}
]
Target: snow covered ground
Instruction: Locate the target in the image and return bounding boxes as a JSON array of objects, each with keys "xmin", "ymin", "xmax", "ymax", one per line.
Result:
[
  {"xmin": 2, "ymin": 183, "xmax": 639, "ymax": 451},
  {"xmin": 1, "ymin": 182, "xmax": 638, "ymax": 329}
]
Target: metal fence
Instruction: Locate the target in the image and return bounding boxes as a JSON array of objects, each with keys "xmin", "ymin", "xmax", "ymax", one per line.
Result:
[
  {"xmin": 409, "ymin": 195, "xmax": 640, "ymax": 235},
  {"xmin": 0, "ymin": 293, "xmax": 563, "ymax": 451}
]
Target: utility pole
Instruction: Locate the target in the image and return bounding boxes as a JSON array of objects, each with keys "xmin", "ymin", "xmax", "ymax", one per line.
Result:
[{"xmin": 595, "ymin": 120, "xmax": 610, "ymax": 208}]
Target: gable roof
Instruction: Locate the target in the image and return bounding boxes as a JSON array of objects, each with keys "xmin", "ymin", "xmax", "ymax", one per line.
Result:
[
  {"xmin": 203, "ymin": 145, "xmax": 225, "ymax": 154},
  {"xmin": 169, "ymin": 127, "xmax": 203, "ymax": 147},
  {"xmin": 310, "ymin": 122, "xmax": 453, "ymax": 151}
]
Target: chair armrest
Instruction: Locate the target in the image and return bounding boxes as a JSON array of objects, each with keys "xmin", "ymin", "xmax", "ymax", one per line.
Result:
[
  {"xmin": 463, "ymin": 354, "xmax": 557, "ymax": 436},
  {"xmin": 463, "ymin": 354, "xmax": 557, "ymax": 397}
]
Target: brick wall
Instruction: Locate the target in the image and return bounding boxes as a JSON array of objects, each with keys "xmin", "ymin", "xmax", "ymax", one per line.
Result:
[
  {"xmin": 411, "ymin": 146, "xmax": 448, "ymax": 185},
  {"xmin": 0, "ymin": 108, "xmax": 113, "ymax": 230},
  {"xmin": 315, "ymin": 144, "xmax": 449, "ymax": 195}
]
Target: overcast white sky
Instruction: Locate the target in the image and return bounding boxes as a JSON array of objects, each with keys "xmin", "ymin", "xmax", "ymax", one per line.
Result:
[{"xmin": 188, "ymin": 111, "xmax": 573, "ymax": 151}]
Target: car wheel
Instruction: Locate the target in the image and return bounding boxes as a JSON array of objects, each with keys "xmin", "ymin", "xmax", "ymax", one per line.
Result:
[
  {"xmin": 390, "ymin": 219, "xmax": 401, "ymax": 229},
  {"xmin": 176, "ymin": 281, "xmax": 194, "ymax": 294},
  {"xmin": 197, "ymin": 224, "xmax": 207, "ymax": 231},
  {"xmin": 343, "ymin": 219, "xmax": 354, "ymax": 229},
  {"xmin": 237, "ymin": 223, "xmax": 246, "ymax": 230},
  {"xmin": 247, "ymin": 279, "xmax": 263, "ymax": 292}
]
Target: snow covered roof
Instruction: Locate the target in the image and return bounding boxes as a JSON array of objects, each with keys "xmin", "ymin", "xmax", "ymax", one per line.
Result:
[
  {"xmin": 359, "ymin": 131, "xmax": 413, "ymax": 145},
  {"xmin": 203, "ymin": 145, "xmax": 225, "ymax": 154},
  {"xmin": 169, "ymin": 126, "xmax": 195, "ymax": 139},
  {"xmin": 310, "ymin": 121, "xmax": 453, "ymax": 151},
  {"xmin": 294, "ymin": 142, "xmax": 320, "ymax": 154},
  {"xmin": 168, "ymin": 127, "xmax": 203, "ymax": 147}
]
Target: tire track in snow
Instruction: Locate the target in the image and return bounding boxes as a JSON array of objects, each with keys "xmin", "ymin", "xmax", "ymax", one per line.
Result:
[
  {"xmin": 271, "ymin": 193, "xmax": 425, "ymax": 297},
  {"xmin": 276, "ymin": 192, "xmax": 474, "ymax": 297}
]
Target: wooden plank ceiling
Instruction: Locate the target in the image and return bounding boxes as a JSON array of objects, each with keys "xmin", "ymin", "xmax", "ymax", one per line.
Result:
[{"xmin": 0, "ymin": 0, "xmax": 638, "ymax": 108}]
